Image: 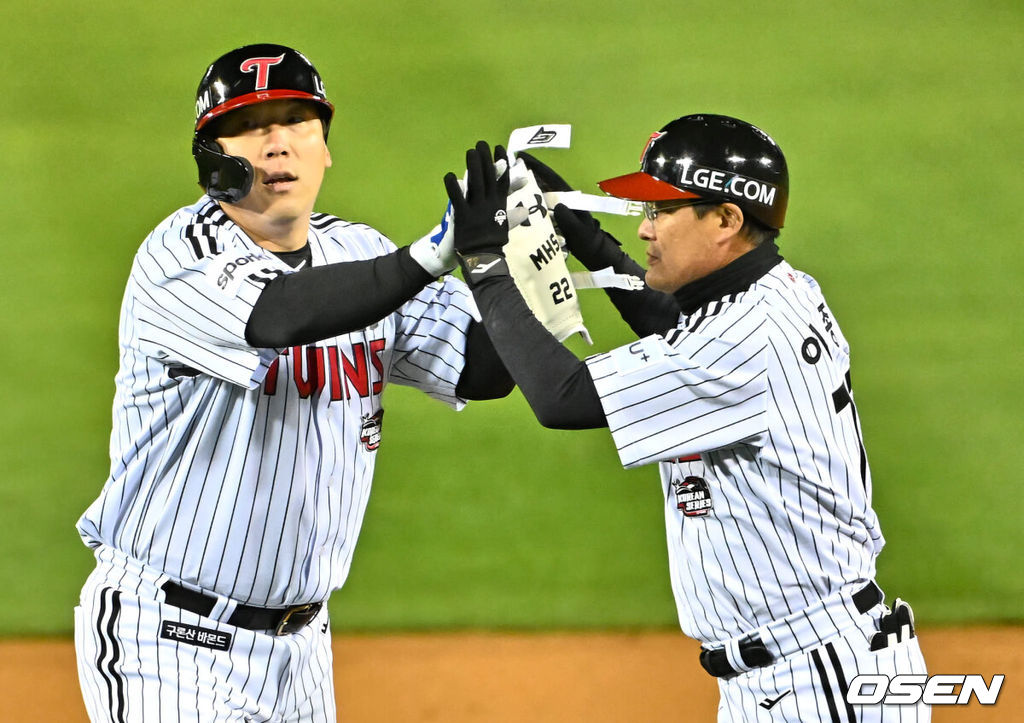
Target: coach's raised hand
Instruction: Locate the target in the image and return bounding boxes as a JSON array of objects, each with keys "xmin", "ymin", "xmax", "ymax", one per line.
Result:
[
  {"xmin": 516, "ymin": 151, "xmax": 626, "ymax": 272},
  {"xmin": 444, "ymin": 141, "xmax": 512, "ymax": 284},
  {"xmin": 516, "ymin": 150, "xmax": 573, "ymax": 193}
]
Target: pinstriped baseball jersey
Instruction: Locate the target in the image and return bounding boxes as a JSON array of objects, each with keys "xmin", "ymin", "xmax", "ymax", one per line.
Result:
[
  {"xmin": 585, "ymin": 260, "xmax": 884, "ymax": 644},
  {"xmin": 77, "ymin": 195, "xmax": 478, "ymax": 607}
]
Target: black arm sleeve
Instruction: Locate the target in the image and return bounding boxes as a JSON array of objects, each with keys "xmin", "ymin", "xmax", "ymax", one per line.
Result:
[
  {"xmin": 469, "ymin": 275, "xmax": 607, "ymax": 430},
  {"xmin": 454, "ymin": 320, "xmax": 515, "ymax": 400},
  {"xmin": 245, "ymin": 245, "xmax": 434, "ymax": 348}
]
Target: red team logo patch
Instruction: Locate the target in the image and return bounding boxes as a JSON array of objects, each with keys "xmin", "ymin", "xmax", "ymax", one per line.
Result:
[{"xmin": 673, "ymin": 476, "xmax": 713, "ymax": 517}]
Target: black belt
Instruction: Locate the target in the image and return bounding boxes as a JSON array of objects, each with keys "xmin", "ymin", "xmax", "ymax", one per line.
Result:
[
  {"xmin": 699, "ymin": 581, "xmax": 883, "ymax": 679},
  {"xmin": 160, "ymin": 581, "xmax": 323, "ymax": 636}
]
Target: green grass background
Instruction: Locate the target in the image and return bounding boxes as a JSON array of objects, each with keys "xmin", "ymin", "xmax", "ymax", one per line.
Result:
[{"xmin": 1, "ymin": 0, "xmax": 1021, "ymax": 636}]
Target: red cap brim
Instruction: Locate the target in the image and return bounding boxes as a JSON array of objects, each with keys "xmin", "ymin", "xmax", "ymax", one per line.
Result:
[
  {"xmin": 597, "ymin": 172, "xmax": 702, "ymax": 201},
  {"xmin": 196, "ymin": 90, "xmax": 334, "ymax": 131}
]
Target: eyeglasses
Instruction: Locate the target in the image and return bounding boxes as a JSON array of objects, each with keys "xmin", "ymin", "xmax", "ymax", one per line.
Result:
[{"xmin": 641, "ymin": 198, "xmax": 708, "ymax": 222}]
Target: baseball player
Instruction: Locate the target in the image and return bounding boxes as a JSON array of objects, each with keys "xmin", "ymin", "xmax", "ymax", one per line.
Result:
[
  {"xmin": 74, "ymin": 44, "xmax": 512, "ymax": 722},
  {"xmin": 445, "ymin": 119, "xmax": 928, "ymax": 722}
]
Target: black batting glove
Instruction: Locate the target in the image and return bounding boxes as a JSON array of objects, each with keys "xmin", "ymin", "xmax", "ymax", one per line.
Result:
[
  {"xmin": 518, "ymin": 151, "xmax": 627, "ymax": 271},
  {"xmin": 517, "ymin": 151, "xmax": 573, "ymax": 193},
  {"xmin": 444, "ymin": 141, "xmax": 511, "ymax": 285},
  {"xmin": 551, "ymin": 203, "xmax": 628, "ymax": 272}
]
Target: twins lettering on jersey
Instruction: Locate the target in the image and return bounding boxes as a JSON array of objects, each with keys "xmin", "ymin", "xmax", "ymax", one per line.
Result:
[{"xmin": 263, "ymin": 342, "xmax": 386, "ymax": 401}]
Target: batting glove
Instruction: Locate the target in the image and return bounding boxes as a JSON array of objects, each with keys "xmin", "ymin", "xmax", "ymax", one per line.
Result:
[
  {"xmin": 517, "ymin": 152, "xmax": 626, "ymax": 271},
  {"xmin": 516, "ymin": 151, "xmax": 573, "ymax": 193},
  {"xmin": 869, "ymin": 599, "xmax": 918, "ymax": 651},
  {"xmin": 552, "ymin": 203, "xmax": 631, "ymax": 272},
  {"xmin": 444, "ymin": 141, "xmax": 512, "ymax": 284},
  {"xmin": 408, "ymin": 201, "xmax": 457, "ymax": 277}
]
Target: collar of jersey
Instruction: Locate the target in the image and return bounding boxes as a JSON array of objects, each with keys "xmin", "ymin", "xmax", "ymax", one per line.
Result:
[
  {"xmin": 672, "ymin": 239, "xmax": 784, "ymax": 315},
  {"xmin": 201, "ymin": 196, "xmax": 314, "ymax": 269},
  {"xmin": 272, "ymin": 244, "xmax": 312, "ymax": 269}
]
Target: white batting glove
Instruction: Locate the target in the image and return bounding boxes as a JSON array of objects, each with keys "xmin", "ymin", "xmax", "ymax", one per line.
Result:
[
  {"xmin": 409, "ymin": 201, "xmax": 457, "ymax": 277},
  {"xmin": 413, "ymin": 152, "xmax": 531, "ymax": 277}
]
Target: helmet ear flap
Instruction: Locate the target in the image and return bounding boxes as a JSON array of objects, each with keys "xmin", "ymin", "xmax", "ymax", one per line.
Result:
[{"xmin": 192, "ymin": 134, "xmax": 254, "ymax": 203}]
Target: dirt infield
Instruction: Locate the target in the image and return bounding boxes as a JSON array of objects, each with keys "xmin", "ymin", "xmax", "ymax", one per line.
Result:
[{"xmin": 4, "ymin": 627, "xmax": 1018, "ymax": 721}]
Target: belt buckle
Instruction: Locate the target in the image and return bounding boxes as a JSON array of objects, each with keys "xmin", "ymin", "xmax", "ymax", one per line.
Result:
[{"xmin": 275, "ymin": 603, "xmax": 319, "ymax": 636}]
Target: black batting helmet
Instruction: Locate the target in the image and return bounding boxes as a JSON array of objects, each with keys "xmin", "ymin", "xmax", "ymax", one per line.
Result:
[
  {"xmin": 599, "ymin": 114, "xmax": 789, "ymax": 229},
  {"xmin": 192, "ymin": 44, "xmax": 335, "ymax": 203}
]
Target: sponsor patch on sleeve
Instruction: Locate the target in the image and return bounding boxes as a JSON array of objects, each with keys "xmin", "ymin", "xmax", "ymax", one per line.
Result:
[
  {"xmin": 609, "ymin": 336, "xmax": 667, "ymax": 376},
  {"xmin": 207, "ymin": 249, "xmax": 286, "ymax": 297}
]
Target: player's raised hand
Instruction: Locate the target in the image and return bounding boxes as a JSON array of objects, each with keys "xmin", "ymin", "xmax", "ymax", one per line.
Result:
[
  {"xmin": 444, "ymin": 141, "xmax": 510, "ymax": 259},
  {"xmin": 408, "ymin": 201, "xmax": 457, "ymax": 277}
]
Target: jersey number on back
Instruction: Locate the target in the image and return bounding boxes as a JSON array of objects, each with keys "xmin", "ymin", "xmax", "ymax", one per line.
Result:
[{"xmin": 832, "ymin": 370, "xmax": 867, "ymax": 487}]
